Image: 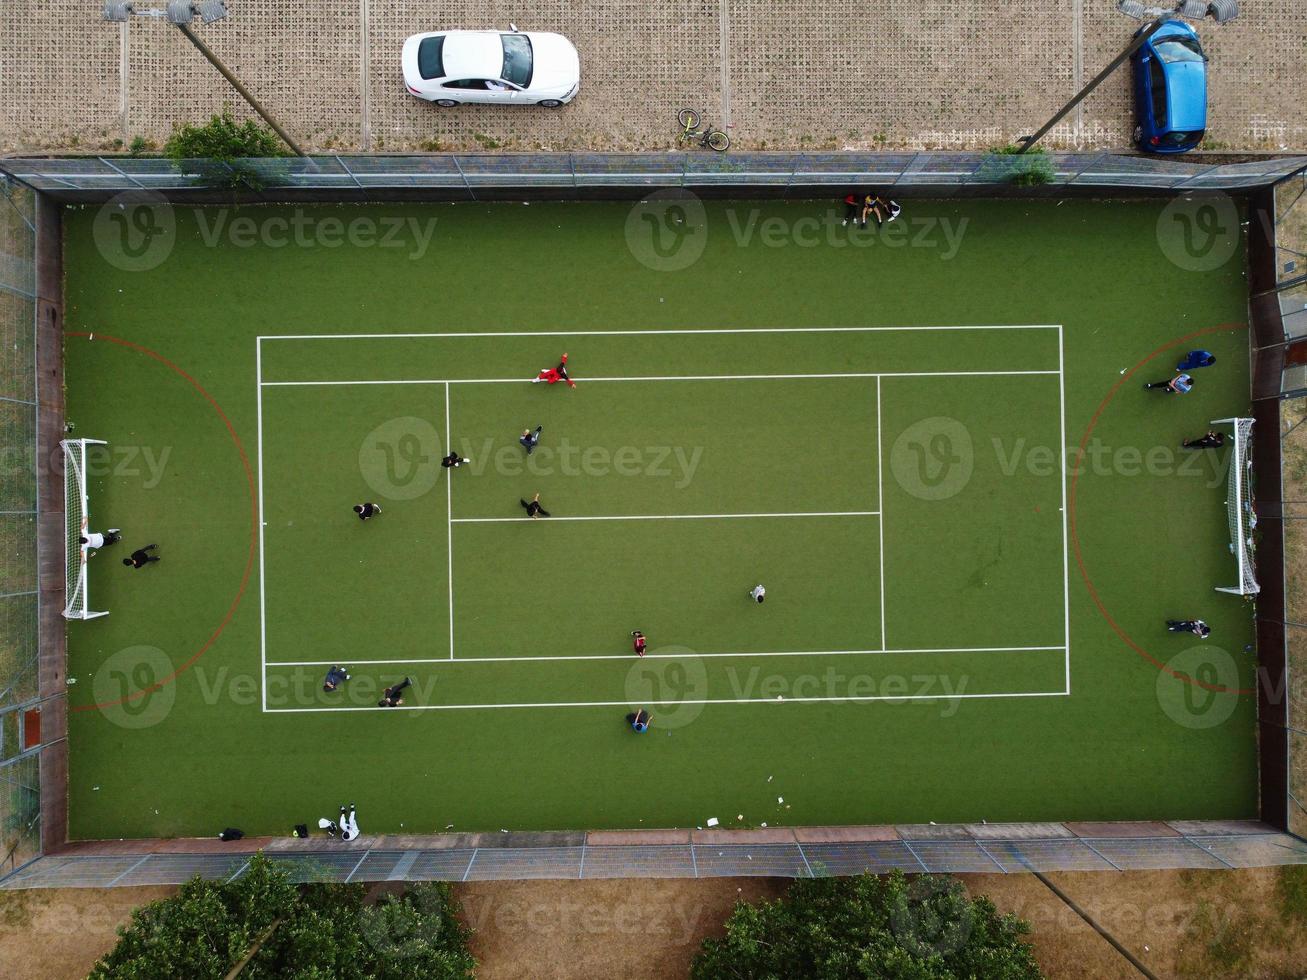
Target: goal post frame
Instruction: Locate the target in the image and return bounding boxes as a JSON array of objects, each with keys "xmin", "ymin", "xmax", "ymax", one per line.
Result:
[
  {"xmin": 1211, "ymin": 417, "xmax": 1259, "ymax": 596},
  {"xmin": 61, "ymin": 438, "xmax": 110, "ymax": 620}
]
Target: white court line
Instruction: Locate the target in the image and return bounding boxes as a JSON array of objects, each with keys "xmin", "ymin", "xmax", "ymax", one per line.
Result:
[
  {"xmin": 876, "ymin": 376, "xmax": 886, "ymax": 651},
  {"xmin": 258, "ymin": 324, "xmax": 1062, "ymax": 341},
  {"xmin": 260, "ymin": 370, "xmax": 1061, "ymax": 388},
  {"xmin": 1057, "ymin": 325, "xmax": 1072, "ymax": 695},
  {"xmin": 256, "ymin": 338, "xmax": 268, "ymax": 711},
  {"xmin": 445, "ymin": 382, "xmax": 455, "ymax": 662},
  {"xmin": 451, "ymin": 510, "xmax": 878, "ymax": 524},
  {"xmin": 266, "ymin": 644, "xmax": 1067, "ymax": 667},
  {"xmin": 263, "ymin": 688, "xmax": 1070, "ymax": 713}
]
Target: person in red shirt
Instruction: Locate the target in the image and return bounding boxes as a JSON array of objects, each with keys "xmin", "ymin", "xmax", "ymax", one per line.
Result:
[
  {"xmin": 631, "ymin": 630, "xmax": 647, "ymax": 657},
  {"xmin": 842, "ymin": 192, "xmax": 860, "ymax": 226},
  {"xmin": 533, "ymin": 352, "xmax": 576, "ymax": 388}
]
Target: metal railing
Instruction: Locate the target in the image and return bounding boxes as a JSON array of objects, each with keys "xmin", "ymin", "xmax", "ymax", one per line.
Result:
[
  {"xmin": 0, "ymin": 178, "xmax": 41, "ymax": 881},
  {"xmin": 2, "ymin": 152, "xmax": 1306, "ymax": 197},
  {"xmin": 5, "ymin": 828, "xmax": 1307, "ymax": 889}
]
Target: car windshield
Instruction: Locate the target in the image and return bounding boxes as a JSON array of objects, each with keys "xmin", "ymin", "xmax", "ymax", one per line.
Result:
[
  {"xmin": 1161, "ymin": 130, "xmax": 1203, "ymax": 147},
  {"xmin": 500, "ymin": 34, "xmax": 533, "ymax": 87},
  {"xmin": 1155, "ymin": 37, "xmax": 1203, "ymax": 64},
  {"xmin": 417, "ymin": 36, "xmax": 445, "ymax": 80}
]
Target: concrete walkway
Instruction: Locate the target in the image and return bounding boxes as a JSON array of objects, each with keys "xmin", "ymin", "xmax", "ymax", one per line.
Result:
[{"xmin": 1, "ymin": 2, "xmax": 1303, "ymax": 154}]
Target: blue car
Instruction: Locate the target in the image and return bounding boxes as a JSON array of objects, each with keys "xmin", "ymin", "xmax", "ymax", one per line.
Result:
[{"xmin": 1130, "ymin": 18, "xmax": 1208, "ymax": 153}]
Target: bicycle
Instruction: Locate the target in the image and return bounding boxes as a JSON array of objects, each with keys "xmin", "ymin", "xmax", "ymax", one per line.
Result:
[{"xmin": 676, "ymin": 109, "xmax": 730, "ymax": 152}]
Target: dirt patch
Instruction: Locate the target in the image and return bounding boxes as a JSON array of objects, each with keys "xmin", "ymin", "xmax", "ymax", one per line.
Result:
[
  {"xmin": 965, "ymin": 866, "xmax": 1307, "ymax": 979},
  {"xmin": 6, "ymin": 868, "xmax": 1307, "ymax": 978},
  {"xmin": 0, "ymin": 885, "xmax": 177, "ymax": 980},
  {"xmin": 454, "ymin": 877, "xmax": 786, "ymax": 980}
]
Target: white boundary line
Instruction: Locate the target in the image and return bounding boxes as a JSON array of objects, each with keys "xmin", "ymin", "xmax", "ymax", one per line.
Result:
[
  {"xmin": 260, "ymin": 370, "xmax": 1061, "ymax": 388},
  {"xmin": 258, "ymin": 324, "xmax": 1062, "ymax": 341},
  {"xmin": 255, "ymin": 326, "xmax": 1070, "ymax": 709},
  {"xmin": 445, "ymin": 382, "xmax": 455, "ymax": 662},
  {"xmin": 1057, "ymin": 325, "xmax": 1072, "ymax": 695},
  {"xmin": 451, "ymin": 510, "xmax": 878, "ymax": 524},
  {"xmin": 876, "ymin": 376, "xmax": 887, "ymax": 650},
  {"xmin": 256, "ymin": 338, "xmax": 268, "ymax": 711},
  {"xmin": 267, "ymin": 644, "xmax": 1067, "ymax": 667},
  {"xmin": 262, "ymin": 688, "xmax": 1070, "ymax": 713}
]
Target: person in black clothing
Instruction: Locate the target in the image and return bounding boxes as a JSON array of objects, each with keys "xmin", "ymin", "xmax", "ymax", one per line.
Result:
[
  {"xmin": 123, "ymin": 544, "xmax": 159, "ymax": 568},
  {"xmin": 441, "ymin": 452, "xmax": 469, "ymax": 468},
  {"xmin": 520, "ymin": 426, "xmax": 542, "ymax": 455},
  {"xmin": 1182, "ymin": 431, "xmax": 1226, "ymax": 449},
  {"xmin": 353, "ymin": 502, "xmax": 381, "ymax": 521},
  {"xmin": 379, "ymin": 677, "xmax": 412, "ymax": 707},
  {"xmin": 1167, "ymin": 619, "xmax": 1211, "ymax": 638},
  {"xmin": 323, "ymin": 665, "xmax": 350, "ymax": 692},
  {"xmin": 520, "ymin": 493, "xmax": 550, "ymax": 519}
]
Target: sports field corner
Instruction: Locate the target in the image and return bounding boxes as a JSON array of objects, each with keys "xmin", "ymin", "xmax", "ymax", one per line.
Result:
[{"xmin": 59, "ymin": 196, "xmax": 1258, "ymax": 840}]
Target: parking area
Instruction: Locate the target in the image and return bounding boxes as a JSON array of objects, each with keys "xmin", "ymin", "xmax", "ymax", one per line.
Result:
[{"xmin": 1, "ymin": 1, "xmax": 1305, "ymax": 157}]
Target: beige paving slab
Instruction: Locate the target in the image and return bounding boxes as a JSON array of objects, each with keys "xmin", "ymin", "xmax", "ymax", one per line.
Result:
[
  {"xmin": 1, "ymin": 4, "xmax": 1304, "ymax": 163},
  {"xmin": 691, "ymin": 827, "xmax": 797, "ymax": 844},
  {"xmin": 1065, "ymin": 820, "xmax": 1180, "ymax": 838},
  {"xmin": 964, "ymin": 821, "xmax": 1076, "ymax": 840},
  {"xmin": 586, "ymin": 829, "xmax": 692, "ymax": 845},
  {"xmin": 793, "ymin": 824, "xmax": 899, "ymax": 842},
  {"xmin": 897, "ymin": 822, "xmax": 975, "ymax": 840}
]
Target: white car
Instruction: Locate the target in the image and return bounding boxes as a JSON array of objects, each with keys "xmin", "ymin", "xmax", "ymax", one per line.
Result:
[{"xmin": 402, "ymin": 27, "xmax": 580, "ymax": 107}]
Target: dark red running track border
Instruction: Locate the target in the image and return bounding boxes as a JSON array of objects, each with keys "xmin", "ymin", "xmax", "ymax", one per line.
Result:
[
  {"xmin": 64, "ymin": 332, "xmax": 258, "ymax": 711},
  {"xmin": 1068, "ymin": 322, "xmax": 1252, "ymax": 695}
]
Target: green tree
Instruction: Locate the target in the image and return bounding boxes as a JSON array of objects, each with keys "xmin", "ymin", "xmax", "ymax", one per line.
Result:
[
  {"xmin": 89, "ymin": 852, "xmax": 476, "ymax": 979},
  {"xmin": 976, "ymin": 145, "xmax": 1057, "ymax": 187},
  {"xmin": 164, "ymin": 111, "xmax": 286, "ymax": 190},
  {"xmin": 692, "ymin": 871, "xmax": 1042, "ymax": 980}
]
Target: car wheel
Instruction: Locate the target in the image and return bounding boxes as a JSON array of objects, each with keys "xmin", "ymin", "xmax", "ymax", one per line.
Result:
[
  {"xmin": 435, "ymin": 99, "xmax": 458, "ymax": 108},
  {"xmin": 538, "ymin": 99, "xmax": 563, "ymax": 108},
  {"xmin": 1133, "ymin": 125, "xmax": 1143, "ymax": 142}
]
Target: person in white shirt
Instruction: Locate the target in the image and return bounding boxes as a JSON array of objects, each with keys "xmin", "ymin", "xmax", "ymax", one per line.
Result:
[
  {"xmin": 486, "ymin": 79, "xmax": 511, "ymax": 92},
  {"xmin": 80, "ymin": 529, "xmax": 121, "ymax": 552},
  {"xmin": 339, "ymin": 803, "xmax": 360, "ymax": 842},
  {"xmin": 749, "ymin": 584, "xmax": 766, "ymax": 604}
]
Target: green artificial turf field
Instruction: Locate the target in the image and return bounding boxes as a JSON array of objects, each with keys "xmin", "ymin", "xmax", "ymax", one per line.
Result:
[{"xmin": 61, "ymin": 197, "xmax": 1257, "ymax": 839}]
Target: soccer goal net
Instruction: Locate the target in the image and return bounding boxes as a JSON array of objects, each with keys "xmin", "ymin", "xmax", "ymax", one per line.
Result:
[
  {"xmin": 1214, "ymin": 418, "xmax": 1258, "ymax": 596},
  {"xmin": 62, "ymin": 438, "xmax": 109, "ymax": 620}
]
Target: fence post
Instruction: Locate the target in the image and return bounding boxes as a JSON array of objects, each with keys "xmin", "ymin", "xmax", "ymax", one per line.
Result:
[
  {"xmin": 335, "ymin": 155, "xmax": 363, "ymax": 191},
  {"xmin": 98, "ymin": 158, "xmax": 146, "ymax": 190},
  {"xmin": 1170, "ymin": 164, "xmax": 1222, "ymax": 192},
  {"xmin": 1068, "ymin": 151, "xmax": 1110, "ymax": 186},
  {"xmin": 451, "ymin": 156, "xmax": 477, "ymax": 203}
]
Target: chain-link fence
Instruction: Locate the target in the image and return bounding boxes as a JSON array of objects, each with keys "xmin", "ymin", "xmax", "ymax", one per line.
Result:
[
  {"xmin": 0, "ymin": 178, "xmax": 40, "ymax": 878},
  {"xmin": 4, "ymin": 828, "xmax": 1306, "ymax": 890},
  {"xmin": 1, "ymin": 157, "xmax": 1305, "ymax": 884},
  {"xmin": 2, "ymin": 152, "xmax": 1306, "ymax": 198}
]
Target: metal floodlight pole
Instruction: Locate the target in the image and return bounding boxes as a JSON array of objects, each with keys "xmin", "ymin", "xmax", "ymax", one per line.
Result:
[
  {"xmin": 173, "ymin": 22, "xmax": 306, "ymax": 157},
  {"xmin": 1016, "ymin": 17, "xmax": 1170, "ymax": 153}
]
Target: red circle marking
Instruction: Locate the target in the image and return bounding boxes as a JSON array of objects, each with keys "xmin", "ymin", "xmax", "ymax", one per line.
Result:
[
  {"xmin": 65, "ymin": 332, "xmax": 258, "ymax": 711},
  {"xmin": 1067, "ymin": 322, "xmax": 1252, "ymax": 695}
]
